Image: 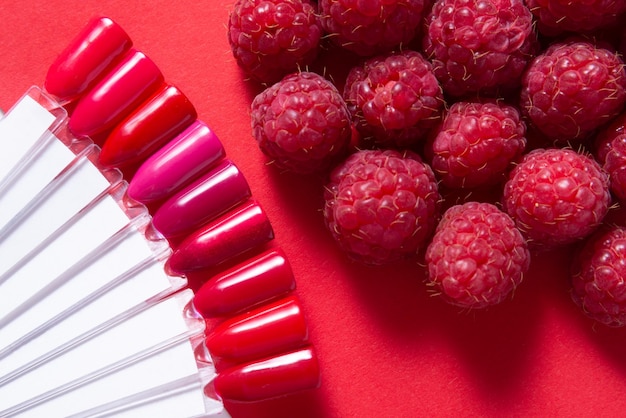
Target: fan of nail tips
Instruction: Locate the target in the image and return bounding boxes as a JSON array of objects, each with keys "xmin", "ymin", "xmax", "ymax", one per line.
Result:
[{"xmin": 0, "ymin": 17, "xmax": 319, "ymax": 418}]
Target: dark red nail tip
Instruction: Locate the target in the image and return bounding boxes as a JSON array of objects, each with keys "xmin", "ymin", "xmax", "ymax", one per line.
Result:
[
  {"xmin": 127, "ymin": 121, "xmax": 226, "ymax": 204},
  {"xmin": 151, "ymin": 159, "xmax": 251, "ymax": 239},
  {"xmin": 98, "ymin": 84, "xmax": 197, "ymax": 169},
  {"xmin": 206, "ymin": 295, "xmax": 308, "ymax": 369},
  {"xmin": 166, "ymin": 200, "xmax": 274, "ymax": 274},
  {"xmin": 193, "ymin": 248, "xmax": 296, "ymax": 318},
  {"xmin": 45, "ymin": 17, "xmax": 133, "ymax": 102},
  {"xmin": 213, "ymin": 347, "xmax": 321, "ymax": 403},
  {"xmin": 68, "ymin": 49, "xmax": 164, "ymax": 138}
]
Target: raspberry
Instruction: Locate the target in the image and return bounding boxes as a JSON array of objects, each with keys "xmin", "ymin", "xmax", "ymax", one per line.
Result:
[
  {"xmin": 503, "ymin": 148, "xmax": 611, "ymax": 248},
  {"xmin": 595, "ymin": 110, "xmax": 626, "ymax": 202},
  {"xmin": 425, "ymin": 99, "xmax": 527, "ymax": 189},
  {"xmin": 323, "ymin": 149, "xmax": 441, "ymax": 265},
  {"xmin": 520, "ymin": 40, "xmax": 626, "ymax": 145},
  {"xmin": 525, "ymin": 0, "xmax": 626, "ymax": 36},
  {"xmin": 422, "ymin": 0, "xmax": 537, "ymax": 97},
  {"xmin": 228, "ymin": 0, "xmax": 322, "ymax": 84},
  {"xmin": 318, "ymin": 0, "xmax": 431, "ymax": 57},
  {"xmin": 251, "ymin": 71, "xmax": 352, "ymax": 174},
  {"xmin": 570, "ymin": 225, "xmax": 626, "ymax": 327},
  {"xmin": 425, "ymin": 202, "xmax": 530, "ymax": 309},
  {"xmin": 343, "ymin": 50, "xmax": 445, "ymax": 148}
]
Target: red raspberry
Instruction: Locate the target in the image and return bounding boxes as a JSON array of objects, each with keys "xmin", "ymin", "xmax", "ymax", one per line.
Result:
[
  {"xmin": 570, "ymin": 225, "xmax": 626, "ymax": 327},
  {"xmin": 422, "ymin": 0, "xmax": 537, "ymax": 97},
  {"xmin": 595, "ymin": 110, "xmax": 626, "ymax": 202},
  {"xmin": 525, "ymin": 0, "xmax": 626, "ymax": 36},
  {"xmin": 343, "ymin": 50, "xmax": 445, "ymax": 148},
  {"xmin": 503, "ymin": 148, "xmax": 611, "ymax": 248},
  {"xmin": 318, "ymin": 0, "xmax": 431, "ymax": 57},
  {"xmin": 426, "ymin": 100, "xmax": 527, "ymax": 189},
  {"xmin": 251, "ymin": 71, "xmax": 352, "ymax": 174},
  {"xmin": 228, "ymin": 0, "xmax": 322, "ymax": 84},
  {"xmin": 323, "ymin": 149, "xmax": 441, "ymax": 265},
  {"xmin": 425, "ymin": 202, "xmax": 530, "ymax": 309},
  {"xmin": 520, "ymin": 40, "xmax": 626, "ymax": 145}
]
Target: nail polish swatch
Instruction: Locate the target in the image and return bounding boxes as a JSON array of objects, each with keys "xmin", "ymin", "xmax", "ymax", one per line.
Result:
[
  {"xmin": 193, "ymin": 248, "xmax": 296, "ymax": 318},
  {"xmin": 213, "ymin": 347, "xmax": 321, "ymax": 402},
  {"xmin": 69, "ymin": 49, "xmax": 164, "ymax": 138},
  {"xmin": 45, "ymin": 17, "xmax": 133, "ymax": 102},
  {"xmin": 206, "ymin": 295, "xmax": 308, "ymax": 368},
  {"xmin": 98, "ymin": 84, "xmax": 197, "ymax": 169},
  {"xmin": 151, "ymin": 159, "xmax": 251, "ymax": 239},
  {"xmin": 166, "ymin": 200, "xmax": 274, "ymax": 274},
  {"xmin": 127, "ymin": 121, "xmax": 226, "ymax": 204}
]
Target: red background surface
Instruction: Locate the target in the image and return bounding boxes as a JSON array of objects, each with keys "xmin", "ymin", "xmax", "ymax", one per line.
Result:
[{"xmin": 2, "ymin": 2, "xmax": 626, "ymax": 417}]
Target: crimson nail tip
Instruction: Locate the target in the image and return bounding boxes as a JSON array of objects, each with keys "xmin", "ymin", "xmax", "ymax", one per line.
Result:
[
  {"xmin": 44, "ymin": 16, "xmax": 133, "ymax": 102},
  {"xmin": 213, "ymin": 346, "xmax": 321, "ymax": 403},
  {"xmin": 193, "ymin": 248, "xmax": 296, "ymax": 318},
  {"xmin": 166, "ymin": 200, "xmax": 275, "ymax": 274},
  {"xmin": 99, "ymin": 84, "xmax": 197, "ymax": 169},
  {"xmin": 68, "ymin": 49, "xmax": 165, "ymax": 138}
]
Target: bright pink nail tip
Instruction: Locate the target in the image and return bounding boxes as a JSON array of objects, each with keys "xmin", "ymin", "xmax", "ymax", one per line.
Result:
[
  {"xmin": 127, "ymin": 121, "xmax": 226, "ymax": 204},
  {"xmin": 193, "ymin": 248, "xmax": 296, "ymax": 318},
  {"xmin": 166, "ymin": 200, "xmax": 274, "ymax": 274},
  {"xmin": 98, "ymin": 84, "xmax": 197, "ymax": 168},
  {"xmin": 152, "ymin": 159, "xmax": 251, "ymax": 238},
  {"xmin": 68, "ymin": 49, "xmax": 164, "ymax": 137},
  {"xmin": 45, "ymin": 17, "xmax": 132, "ymax": 102},
  {"xmin": 206, "ymin": 295, "xmax": 308, "ymax": 366},
  {"xmin": 213, "ymin": 347, "xmax": 321, "ymax": 403}
]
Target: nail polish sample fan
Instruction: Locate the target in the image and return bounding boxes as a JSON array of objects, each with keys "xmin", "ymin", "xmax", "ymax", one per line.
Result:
[{"xmin": 0, "ymin": 17, "xmax": 320, "ymax": 417}]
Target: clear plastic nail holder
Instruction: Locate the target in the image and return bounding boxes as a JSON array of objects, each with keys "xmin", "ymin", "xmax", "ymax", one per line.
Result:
[{"xmin": 0, "ymin": 87, "xmax": 230, "ymax": 418}]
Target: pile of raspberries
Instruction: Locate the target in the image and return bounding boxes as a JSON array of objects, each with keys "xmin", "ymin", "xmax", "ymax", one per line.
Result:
[{"xmin": 228, "ymin": 0, "xmax": 626, "ymax": 326}]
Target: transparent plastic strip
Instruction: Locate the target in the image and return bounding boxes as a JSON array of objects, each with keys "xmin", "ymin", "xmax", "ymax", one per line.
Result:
[{"xmin": 0, "ymin": 290, "xmax": 204, "ymax": 416}]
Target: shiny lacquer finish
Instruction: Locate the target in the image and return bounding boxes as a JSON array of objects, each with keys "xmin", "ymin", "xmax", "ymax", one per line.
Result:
[
  {"xmin": 213, "ymin": 347, "xmax": 321, "ymax": 403},
  {"xmin": 127, "ymin": 121, "xmax": 226, "ymax": 204},
  {"xmin": 206, "ymin": 295, "xmax": 308, "ymax": 368},
  {"xmin": 193, "ymin": 248, "xmax": 296, "ymax": 318},
  {"xmin": 68, "ymin": 49, "xmax": 164, "ymax": 137},
  {"xmin": 166, "ymin": 200, "xmax": 274, "ymax": 274},
  {"xmin": 45, "ymin": 17, "xmax": 133, "ymax": 102},
  {"xmin": 99, "ymin": 84, "xmax": 197, "ymax": 169},
  {"xmin": 152, "ymin": 159, "xmax": 251, "ymax": 239}
]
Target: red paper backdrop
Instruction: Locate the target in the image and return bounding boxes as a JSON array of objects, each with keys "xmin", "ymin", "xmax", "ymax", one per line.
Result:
[{"xmin": 2, "ymin": 2, "xmax": 626, "ymax": 417}]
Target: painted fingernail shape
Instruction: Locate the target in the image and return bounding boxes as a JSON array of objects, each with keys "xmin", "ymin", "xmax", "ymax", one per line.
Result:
[
  {"xmin": 69, "ymin": 49, "xmax": 164, "ymax": 137},
  {"xmin": 152, "ymin": 159, "xmax": 251, "ymax": 239},
  {"xmin": 213, "ymin": 347, "xmax": 321, "ymax": 402},
  {"xmin": 166, "ymin": 200, "xmax": 274, "ymax": 274},
  {"xmin": 193, "ymin": 248, "xmax": 296, "ymax": 318},
  {"xmin": 206, "ymin": 295, "xmax": 308, "ymax": 369},
  {"xmin": 98, "ymin": 84, "xmax": 197, "ymax": 169},
  {"xmin": 45, "ymin": 17, "xmax": 133, "ymax": 102},
  {"xmin": 127, "ymin": 121, "xmax": 226, "ymax": 204}
]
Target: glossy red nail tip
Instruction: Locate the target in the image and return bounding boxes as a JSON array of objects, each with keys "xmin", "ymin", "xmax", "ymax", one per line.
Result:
[
  {"xmin": 45, "ymin": 17, "xmax": 133, "ymax": 102},
  {"xmin": 213, "ymin": 347, "xmax": 321, "ymax": 403},
  {"xmin": 193, "ymin": 248, "xmax": 296, "ymax": 318},
  {"xmin": 151, "ymin": 159, "xmax": 251, "ymax": 239},
  {"xmin": 127, "ymin": 121, "xmax": 226, "ymax": 204},
  {"xmin": 68, "ymin": 49, "xmax": 164, "ymax": 138},
  {"xmin": 166, "ymin": 200, "xmax": 274, "ymax": 274},
  {"xmin": 206, "ymin": 295, "xmax": 309, "ymax": 369},
  {"xmin": 98, "ymin": 84, "xmax": 197, "ymax": 169}
]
